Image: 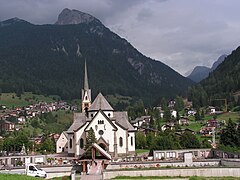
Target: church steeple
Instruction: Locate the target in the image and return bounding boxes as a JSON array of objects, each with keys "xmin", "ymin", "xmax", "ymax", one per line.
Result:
[
  {"xmin": 82, "ymin": 60, "xmax": 91, "ymax": 113},
  {"xmin": 84, "ymin": 60, "xmax": 89, "ymax": 90}
]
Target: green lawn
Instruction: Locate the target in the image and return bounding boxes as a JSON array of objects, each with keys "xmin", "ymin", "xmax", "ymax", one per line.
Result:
[
  {"xmin": 136, "ymin": 149, "xmax": 150, "ymax": 154},
  {"xmin": 0, "ymin": 92, "xmax": 57, "ymax": 108},
  {"xmin": 182, "ymin": 121, "xmax": 203, "ymax": 132},
  {"xmin": 217, "ymin": 112, "xmax": 240, "ymax": 122}
]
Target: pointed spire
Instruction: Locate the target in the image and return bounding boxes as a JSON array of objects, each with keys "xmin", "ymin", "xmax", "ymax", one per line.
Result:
[{"xmin": 84, "ymin": 59, "xmax": 89, "ymax": 90}]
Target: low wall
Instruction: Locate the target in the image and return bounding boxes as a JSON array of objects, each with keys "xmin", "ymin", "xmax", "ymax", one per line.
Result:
[
  {"xmin": 103, "ymin": 168, "xmax": 240, "ymax": 179},
  {"xmin": 107, "ymin": 159, "xmax": 220, "ymax": 170},
  {"xmin": 46, "ymin": 171, "xmax": 71, "ymax": 179},
  {"xmin": 221, "ymin": 159, "xmax": 240, "ymax": 167}
]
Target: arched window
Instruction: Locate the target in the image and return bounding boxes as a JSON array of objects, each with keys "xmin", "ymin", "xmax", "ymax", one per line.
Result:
[
  {"xmin": 131, "ymin": 136, "xmax": 133, "ymax": 146},
  {"xmin": 80, "ymin": 138, "xmax": 84, "ymax": 149},
  {"xmin": 70, "ymin": 138, "xmax": 72, "ymax": 149},
  {"xmin": 119, "ymin": 137, "xmax": 123, "ymax": 147}
]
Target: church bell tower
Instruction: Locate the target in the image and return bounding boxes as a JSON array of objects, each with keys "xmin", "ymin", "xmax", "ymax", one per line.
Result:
[{"xmin": 81, "ymin": 61, "xmax": 91, "ymax": 113}]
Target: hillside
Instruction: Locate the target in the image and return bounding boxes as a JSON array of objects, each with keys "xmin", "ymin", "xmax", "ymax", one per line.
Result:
[
  {"xmin": 187, "ymin": 66, "xmax": 211, "ymax": 83},
  {"xmin": 200, "ymin": 47, "xmax": 240, "ymax": 100},
  {"xmin": 187, "ymin": 55, "xmax": 227, "ymax": 82},
  {"xmin": 0, "ymin": 9, "xmax": 193, "ymax": 105},
  {"xmin": 189, "ymin": 47, "xmax": 240, "ymax": 107}
]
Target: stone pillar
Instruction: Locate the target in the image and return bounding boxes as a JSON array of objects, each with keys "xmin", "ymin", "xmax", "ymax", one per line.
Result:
[{"xmin": 184, "ymin": 152, "xmax": 193, "ymax": 165}]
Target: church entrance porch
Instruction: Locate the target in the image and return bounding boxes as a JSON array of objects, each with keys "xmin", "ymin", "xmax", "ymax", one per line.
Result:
[
  {"xmin": 99, "ymin": 143, "xmax": 107, "ymax": 151},
  {"xmin": 75, "ymin": 143, "xmax": 111, "ymax": 175}
]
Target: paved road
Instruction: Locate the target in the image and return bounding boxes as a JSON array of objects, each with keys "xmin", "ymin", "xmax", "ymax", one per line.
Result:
[
  {"xmin": 80, "ymin": 174, "xmax": 102, "ymax": 180},
  {"xmin": 0, "ymin": 166, "xmax": 72, "ymax": 179}
]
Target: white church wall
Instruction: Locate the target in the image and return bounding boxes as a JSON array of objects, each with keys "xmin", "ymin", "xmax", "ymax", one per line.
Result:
[
  {"xmin": 115, "ymin": 124, "xmax": 127, "ymax": 154},
  {"xmin": 75, "ymin": 123, "xmax": 88, "ymax": 156},
  {"xmin": 128, "ymin": 132, "xmax": 135, "ymax": 152},
  {"xmin": 86, "ymin": 112, "xmax": 115, "ymax": 152},
  {"xmin": 67, "ymin": 133, "xmax": 74, "ymax": 154},
  {"xmin": 56, "ymin": 133, "xmax": 68, "ymax": 153}
]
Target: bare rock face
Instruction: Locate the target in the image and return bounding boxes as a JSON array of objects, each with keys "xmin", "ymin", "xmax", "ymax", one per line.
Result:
[{"xmin": 55, "ymin": 8, "xmax": 100, "ymax": 25}]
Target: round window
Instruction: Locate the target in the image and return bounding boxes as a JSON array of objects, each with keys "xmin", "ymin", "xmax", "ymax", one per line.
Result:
[{"xmin": 99, "ymin": 130, "xmax": 104, "ymax": 135}]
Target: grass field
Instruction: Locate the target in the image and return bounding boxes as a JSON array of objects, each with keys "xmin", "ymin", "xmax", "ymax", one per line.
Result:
[
  {"xmin": 182, "ymin": 121, "xmax": 203, "ymax": 131},
  {"xmin": 0, "ymin": 92, "xmax": 58, "ymax": 108},
  {"xmin": 217, "ymin": 112, "xmax": 240, "ymax": 122},
  {"xmin": 136, "ymin": 149, "xmax": 150, "ymax": 154}
]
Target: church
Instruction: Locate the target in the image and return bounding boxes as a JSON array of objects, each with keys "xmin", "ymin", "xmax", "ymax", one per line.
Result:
[{"xmin": 57, "ymin": 62, "xmax": 136, "ymax": 158}]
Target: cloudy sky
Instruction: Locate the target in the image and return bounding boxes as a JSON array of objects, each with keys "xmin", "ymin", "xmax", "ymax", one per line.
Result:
[{"xmin": 1, "ymin": 0, "xmax": 240, "ymax": 75}]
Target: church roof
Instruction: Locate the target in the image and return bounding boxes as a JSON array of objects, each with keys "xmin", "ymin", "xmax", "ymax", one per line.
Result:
[
  {"xmin": 67, "ymin": 113, "xmax": 87, "ymax": 133},
  {"xmin": 114, "ymin": 112, "xmax": 135, "ymax": 131},
  {"xmin": 84, "ymin": 110, "xmax": 117, "ymax": 131},
  {"xmin": 89, "ymin": 93, "xmax": 113, "ymax": 111}
]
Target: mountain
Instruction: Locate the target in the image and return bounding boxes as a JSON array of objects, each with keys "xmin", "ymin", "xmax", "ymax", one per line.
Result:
[
  {"xmin": 187, "ymin": 55, "xmax": 227, "ymax": 82},
  {"xmin": 188, "ymin": 47, "xmax": 240, "ymax": 107},
  {"xmin": 55, "ymin": 8, "xmax": 100, "ymax": 25},
  {"xmin": 200, "ymin": 48, "xmax": 240, "ymax": 100},
  {"xmin": 211, "ymin": 54, "xmax": 227, "ymax": 70},
  {"xmin": 187, "ymin": 66, "xmax": 211, "ymax": 83},
  {"xmin": 0, "ymin": 9, "xmax": 193, "ymax": 106}
]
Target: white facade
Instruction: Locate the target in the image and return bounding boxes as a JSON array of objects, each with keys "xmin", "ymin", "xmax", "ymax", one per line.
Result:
[
  {"xmin": 56, "ymin": 132, "xmax": 68, "ymax": 153},
  {"xmin": 58, "ymin": 62, "xmax": 135, "ymax": 158}
]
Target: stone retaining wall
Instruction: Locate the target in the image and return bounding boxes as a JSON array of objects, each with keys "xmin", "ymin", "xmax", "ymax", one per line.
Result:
[
  {"xmin": 107, "ymin": 159, "xmax": 220, "ymax": 170},
  {"xmin": 103, "ymin": 168, "xmax": 240, "ymax": 179}
]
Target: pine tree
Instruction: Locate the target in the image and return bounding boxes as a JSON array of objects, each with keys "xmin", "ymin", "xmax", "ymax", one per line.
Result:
[
  {"xmin": 200, "ymin": 109, "xmax": 205, "ymax": 120},
  {"xmin": 135, "ymin": 131, "xmax": 147, "ymax": 149},
  {"xmin": 195, "ymin": 109, "xmax": 201, "ymax": 121},
  {"xmin": 180, "ymin": 131, "xmax": 200, "ymax": 148},
  {"xmin": 85, "ymin": 127, "xmax": 96, "ymax": 151},
  {"xmin": 220, "ymin": 119, "xmax": 237, "ymax": 147},
  {"xmin": 164, "ymin": 107, "xmax": 171, "ymax": 122}
]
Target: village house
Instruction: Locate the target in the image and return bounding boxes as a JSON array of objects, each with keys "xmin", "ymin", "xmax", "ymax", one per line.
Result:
[
  {"xmin": 131, "ymin": 116, "xmax": 151, "ymax": 130},
  {"xmin": 200, "ymin": 127, "xmax": 215, "ymax": 136},
  {"xmin": 208, "ymin": 106, "xmax": 216, "ymax": 114},
  {"xmin": 58, "ymin": 62, "xmax": 136, "ymax": 158},
  {"xmin": 161, "ymin": 123, "xmax": 175, "ymax": 131},
  {"xmin": 187, "ymin": 109, "xmax": 196, "ymax": 116},
  {"xmin": 178, "ymin": 117, "xmax": 189, "ymax": 125},
  {"xmin": 168, "ymin": 100, "xmax": 176, "ymax": 108},
  {"xmin": 0, "ymin": 120, "xmax": 15, "ymax": 132},
  {"xmin": 207, "ymin": 119, "xmax": 220, "ymax": 128}
]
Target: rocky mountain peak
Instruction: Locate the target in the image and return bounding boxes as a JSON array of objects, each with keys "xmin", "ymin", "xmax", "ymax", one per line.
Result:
[
  {"xmin": 55, "ymin": 8, "xmax": 101, "ymax": 25},
  {"xmin": 0, "ymin": 17, "xmax": 28, "ymax": 27}
]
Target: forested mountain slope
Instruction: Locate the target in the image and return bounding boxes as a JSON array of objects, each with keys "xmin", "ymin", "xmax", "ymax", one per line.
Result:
[{"xmin": 0, "ymin": 9, "xmax": 193, "ymax": 105}]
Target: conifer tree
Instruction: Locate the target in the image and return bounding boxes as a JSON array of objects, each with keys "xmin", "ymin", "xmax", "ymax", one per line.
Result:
[{"xmin": 85, "ymin": 127, "xmax": 96, "ymax": 151}]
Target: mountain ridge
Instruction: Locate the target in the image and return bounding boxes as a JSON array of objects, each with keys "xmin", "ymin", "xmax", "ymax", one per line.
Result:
[
  {"xmin": 0, "ymin": 9, "xmax": 193, "ymax": 106},
  {"xmin": 55, "ymin": 8, "xmax": 101, "ymax": 25},
  {"xmin": 187, "ymin": 54, "xmax": 227, "ymax": 82}
]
